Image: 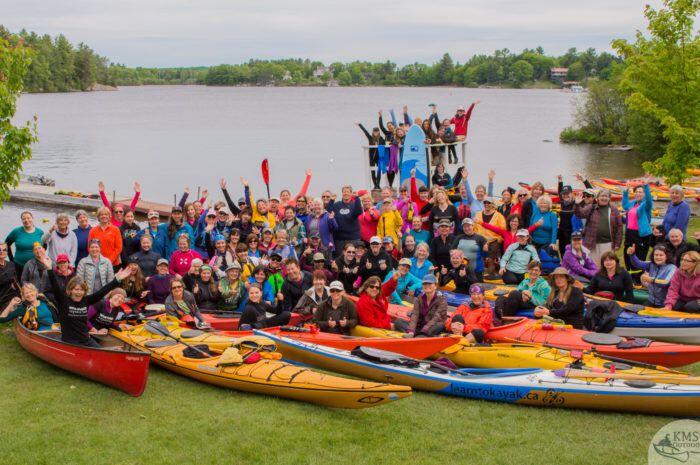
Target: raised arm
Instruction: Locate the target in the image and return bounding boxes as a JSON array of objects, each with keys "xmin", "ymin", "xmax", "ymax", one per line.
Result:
[
  {"xmin": 293, "ymin": 170, "xmax": 312, "ymax": 202},
  {"xmin": 98, "ymin": 181, "xmax": 111, "ymax": 209},
  {"xmin": 178, "ymin": 188, "xmax": 190, "ymax": 209},
  {"xmin": 220, "ymin": 179, "xmax": 241, "ymax": 215},
  {"xmin": 130, "ymin": 182, "xmax": 141, "ymax": 211}
]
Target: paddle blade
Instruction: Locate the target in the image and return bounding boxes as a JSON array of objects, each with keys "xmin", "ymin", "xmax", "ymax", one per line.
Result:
[
  {"xmin": 143, "ymin": 320, "xmax": 171, "ymax": 336},
  {"xmin": 261, "ymin": 159, "xmax": 270, "ymax": 186}
]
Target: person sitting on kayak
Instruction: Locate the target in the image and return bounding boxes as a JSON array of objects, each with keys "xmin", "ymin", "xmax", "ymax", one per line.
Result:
[
  {"xmin": 165, "ymin": 277, "xmax": 210, "ymax": 329},
  {"xmin": 533, "ymin": 267, "xmax": 585, "ymax": 328},
  {"xmin": 561, "ymin": 231, "xmax": 598, "ymax": 283},
  {"xmin": 355, "ymin": 274, "xmax": 398, "ymax": 330},
  {"xmin": 86, "ymin": 287, "xmax": 132, "ymax": 334},
  {"xmin": 450, "ymin": 218, "xmax": 486, "ymax": 281},
  {"xmin": 664, "ymin": 251, "xmax": 700, "ymax": 312},
  {"xmin": 395, "ymin": 274, "xmax": 447, "ymax": 337},
  {"xmin": 495, "ymin": 261, "xmax": 551, "ymax": 317},
  {"xmin": 383, "ymin": 258, "xmax": 422, "ymax": 304},
  {"xmin": 584, "ymin": 251, "xmax": 634, "ymax": 302},
  {"xmin": 438, "ymin": 249, "xmax": 478, "ymax": 295},
  {"xmin": 218, "ymin": 263, "xmax": 247, "ymax": 312},
  {"xmin": 0, "ymin": 283, "xmax": 56, "ymax": 331},
  {"xmin": 192, "ymin": 264, "xmax": 221, "ymax": 311},
  {"xmin": 627, "ymin": 244, "xmax": 676, "ymax": 307},
  {"xmin": 499, "ymin": 229, "xmax": 540, "ymax": 285},
  {"xmin": 41, "ymin": 254, "xmax": 134, "ymax": 347},
  {"xmin": 238, "ymin": 283, "xmax": 291, "ymax": 329},
  {"xmin": 146, "ymin": 258, "xmax": 173, "ymax": 305},
  {"xmin": 314, "ymin": 281, "xmax": 357, "ymax": 335},
  {"xmin": 295, "ymin": 271, "xmax": 330, "ymax": 317},
  {"xmin": 445, "ymin": 284, "xmax": 493, "ymax": 343}
]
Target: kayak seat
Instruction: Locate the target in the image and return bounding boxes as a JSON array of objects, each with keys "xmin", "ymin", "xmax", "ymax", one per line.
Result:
[
  {"xmin": 182, "ymin": 344, "xmax": 212, "ymax": 359},
  {"xmin": 581, "ymin": 333, "xmax": 623, "ymax": 345},
  {"xmin": 180, "ymin": 329, "xmax": 205, "ymax": 338},
  {"xmin": 145, "ymin": 339, "xmax": 178, "ymax": 348},
  {"xmin": 350, "ymin": 346, "xmax": 420, "ymax": 368}
]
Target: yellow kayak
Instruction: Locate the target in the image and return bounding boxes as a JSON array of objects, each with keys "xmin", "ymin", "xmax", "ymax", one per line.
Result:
[
  {"xmin": 350, "ymin": 325, "xmax": 687, "ymax": 377},
  {"xmin": 639, "ymin": 308, "xmax": 700, "ymax": 320},
  {"xmin": 112, "ymin": 324, "xmax": 411, "ymax": 409}
]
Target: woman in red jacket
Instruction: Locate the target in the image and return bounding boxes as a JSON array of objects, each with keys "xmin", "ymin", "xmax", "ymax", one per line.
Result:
[
  {"xmin": 445, "ymin": 284, "xmax": 493, "ymax": 343},
  {"xmin": 355, "ymin": 273, "xmax": 398, "ymax": 329}
]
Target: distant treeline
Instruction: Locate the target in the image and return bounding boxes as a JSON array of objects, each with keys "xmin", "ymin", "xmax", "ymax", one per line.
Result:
[{"xmin": 4, "ymin": 26, "xmax": 623, "ymax": 92}]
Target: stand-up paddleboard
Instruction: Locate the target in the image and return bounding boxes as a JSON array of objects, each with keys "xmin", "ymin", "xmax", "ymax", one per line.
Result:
[{"xmin": 400, "ymin": 125, "xmax": 428, "ymax": 190}]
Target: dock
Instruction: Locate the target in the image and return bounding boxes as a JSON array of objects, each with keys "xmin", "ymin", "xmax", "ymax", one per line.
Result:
[{"xmin": 9, "ymin": 182, "xmax": 175, "ymax": 218}]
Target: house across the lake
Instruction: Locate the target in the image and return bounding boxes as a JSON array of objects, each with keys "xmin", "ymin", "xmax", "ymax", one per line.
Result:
[{"xmin": 550, "ymin": 67, "xmax": 569, "ymax": 83}]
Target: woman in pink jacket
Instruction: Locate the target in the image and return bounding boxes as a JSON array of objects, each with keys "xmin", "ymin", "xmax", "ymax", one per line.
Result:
[
  {"xmin": 359, "ymin": 195, "xmax": 380, "ymax": 244},
  {"xmin": 169, "ymin": 234, "xmax": 203, "ymax": 278},
  {"xmin": 664, "ymin": 251, "xmax": 700, "ymax": 312},
  {"xmin": 98, "ymin": 181, "xmax": 140, "ymax": 228}
]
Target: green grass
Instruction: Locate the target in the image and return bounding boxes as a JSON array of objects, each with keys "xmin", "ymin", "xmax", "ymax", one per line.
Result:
[
  {"xmin": 0, "ymin": 325, "xmax": 696, "ymax": 465},
  {"xmin": 3, "ymin": 219, "xmax": 698, "ymax": 465}
]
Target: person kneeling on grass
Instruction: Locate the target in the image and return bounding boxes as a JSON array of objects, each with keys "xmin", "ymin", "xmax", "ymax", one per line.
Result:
[
  {"xmin": 496, "ymin": 261, "xmax": 551, "ymax": 317},
  {"xmin": 314, "ymin": 281, "xmax": 357, "ymax": 335},
  {"xmin": 395, "ymin": 275, "xmax": 448, "ymax": 337},
  {"xmin": 532, "ymin": 267, "xmax": 585, "ymax": 328},
  {"xmin": 238, "ymin": 283, "xmax": 292, "ymax": 329},
  {"xmin": 499, "ymin": 229, "xmax": 539, "ymax": 285},
  {"xmin": 444, "ymin": 284, "xmax": 493, "ymax": 343}
]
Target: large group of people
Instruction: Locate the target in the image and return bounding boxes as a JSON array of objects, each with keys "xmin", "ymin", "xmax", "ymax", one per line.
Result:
[{"xmin": 1, "ymin": 160, "xmax": 699, "ymax": 348}]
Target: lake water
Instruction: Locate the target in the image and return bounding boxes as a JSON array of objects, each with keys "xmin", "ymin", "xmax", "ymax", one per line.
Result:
[{"xmin": 4, "ymin": 85, "xmax": 645, "ymax": 236}]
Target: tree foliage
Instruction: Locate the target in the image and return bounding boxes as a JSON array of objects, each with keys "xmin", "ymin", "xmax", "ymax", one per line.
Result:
[
  {"xmin": 0, "ymin": 33, "xmax": 37, "ymax": 206},
  {"xmin": 612, "ymin": 0, "xmax": 699, "ymax": 183}
]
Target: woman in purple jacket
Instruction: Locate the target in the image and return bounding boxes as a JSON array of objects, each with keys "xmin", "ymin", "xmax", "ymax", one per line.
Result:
[
  {"xmin": 561, "ymin": 231, "xmax": 598, "ymax": 283},
  {"xmin": 304, "ymin": 198, "xmax": 338, "ymax": 254}
]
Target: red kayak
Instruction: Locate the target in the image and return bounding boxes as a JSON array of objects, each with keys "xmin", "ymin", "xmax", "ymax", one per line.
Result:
[
  {"xmin": 518, "ymin": 182, "xmax": 623, "ymax": 202},
  {"xmin": 262, "ymin": 326, "xmax": 460, "ymax": 359},
  {"xmin": 486, "ymin": 317, "xmax": 700, "ymax": 368},
  {"xmin": 198, "ymin": 311, "xmax": 308, "ymax": 331},
  {"xmin": 14, "ymin": 320, "xmax": 150, "ymax": 396}
]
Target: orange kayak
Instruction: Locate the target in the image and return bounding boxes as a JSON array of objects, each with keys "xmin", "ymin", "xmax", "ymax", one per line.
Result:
[{"xmin": 486, "ymin": 317, "xmax": 700, "ymax": 368}]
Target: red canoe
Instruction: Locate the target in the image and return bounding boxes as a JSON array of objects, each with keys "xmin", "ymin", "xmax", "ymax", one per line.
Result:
[
  {"xmin": 486, "ymin": 317, "xmax": 700, "ymax": 368},
  {"xmin": 14, "ymin": 320, "xmax": 150, "ymax": 396},
  {"xmin": 260, "ymin": 327, "xmax": 460, "ymax": 359}
]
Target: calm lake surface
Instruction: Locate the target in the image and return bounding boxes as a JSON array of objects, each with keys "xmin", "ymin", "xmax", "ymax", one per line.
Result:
[{"xmin": 4, "ymin": 85, "xmax": 644, "ymax": 236}]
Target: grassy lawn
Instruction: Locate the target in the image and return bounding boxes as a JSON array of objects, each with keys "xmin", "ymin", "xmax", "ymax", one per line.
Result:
[
  {"xmin": 1, "ymin": 216, "xmax": 697, "ymax": 465},
  {"xmin": 0, "ymin": 324, "xmax": 696, "ymax": 465}
]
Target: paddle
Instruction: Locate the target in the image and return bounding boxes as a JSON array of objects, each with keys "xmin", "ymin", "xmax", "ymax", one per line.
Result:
[
  {"xmin": 554, "ymin": 368, "xmax": 699, "ymax": 385},
  {"xmin": 261, "ymin": 158, "xmax": 271, "ymax": 201},
  {"xmin": 142, "ymin": 320, "xmax": 210, "ymax": 358}
]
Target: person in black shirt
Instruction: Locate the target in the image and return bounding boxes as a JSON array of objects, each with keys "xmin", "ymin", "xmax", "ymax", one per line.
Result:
[
  {"xmin": 332, "ymin": 242, "xmax": 359, "ymax": 293},
  {"xmin": 533, "ymin": 267, "xmax": 585, "ymax": 328},
  {"xmin": 557, "ymin": 178, "xmax": 575, "ymax": 255},
  {"xmin": 41, "ymin": 254, "xmax": 133, "ymax": 347},
  {"xmin": 431, "ymin": 163, "xmax": 452, "ymax": 188},
  {"xmin": 430, "ymin": 219, "xmax": 455, "ymax": 268},
  {"xmin": 0, "ymin": 242, "xmax": 18, "ymax": 309},
  {"xmin": 359, "ymin": 236, "xmax": 392, "ymax": 282},
  {"xmin": 438, "ymin": 249, "xmax": 478, "ymax": 294},
  {"xmin": 584, "ymin": 251, "xmax": 635, "ymax": 302}
]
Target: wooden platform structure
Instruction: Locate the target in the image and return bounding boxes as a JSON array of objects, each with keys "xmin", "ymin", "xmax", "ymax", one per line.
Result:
[{"xmin": 9, "ymin": 182, "xmax": 175, "ymax": 218}]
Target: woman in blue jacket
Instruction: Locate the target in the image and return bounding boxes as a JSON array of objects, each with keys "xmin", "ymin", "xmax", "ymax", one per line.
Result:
[
  {"xmin": 627, "ymin": 244, "xmax": 676, "ymax": 307},
  {"xmin": 304, "ymin": 198, "xmax": 338, "ymax": 254},
  {"xmin": 529, "ymin": 196, "xmax": 558, "ymax": 254},
  {"xmin": 622, "ymin": 182, "xmax": 653, "ymax": 281}
]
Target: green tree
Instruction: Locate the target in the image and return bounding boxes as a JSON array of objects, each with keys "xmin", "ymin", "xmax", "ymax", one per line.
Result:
[
  {"xmin": 510, "ymin": 60, "xmax": 534, "ymax": 87},
  {"xmin": 566, "ymin": 62, "xmax": 586, "ymax": 81},
  {"xmin": 435, "ymin": 53, "xmax": 454, "ymax": 84},
  {"xmin": 337, "ymin": 70, "xmax": 352, "ymax": 86},
  {"xmin": 613, "ymin": 0, "xmax": 700, "ymax": 183},
  {"xmin": 0, "ymin": 35, "xmax": 38, "ymax": 206}
]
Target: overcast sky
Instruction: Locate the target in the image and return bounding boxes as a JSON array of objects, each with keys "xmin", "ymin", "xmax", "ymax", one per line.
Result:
[{"xmin": 3, "ymin": 0, "xmax": 663, "ymax": 67}]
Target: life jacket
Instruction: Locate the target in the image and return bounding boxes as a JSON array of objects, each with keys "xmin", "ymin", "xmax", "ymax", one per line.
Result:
[{"xmin": 21, "ymin": 305, "xmax": 39, "ymax": 331}]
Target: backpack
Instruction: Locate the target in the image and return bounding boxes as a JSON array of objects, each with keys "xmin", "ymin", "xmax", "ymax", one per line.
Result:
[
  {"xmin": 538, "ymin": 248, "xmax": 561, "ymax": 274},
  {"xmin": 583, "ymin": 300, "xmax": 623, "ymax": 333}
]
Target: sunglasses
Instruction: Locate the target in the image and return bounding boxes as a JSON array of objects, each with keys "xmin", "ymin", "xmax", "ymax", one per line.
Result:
[
  {"xmin": 367, "ymin": 285, "xmax": 380, "ymax": 290},
  {"xmin": 270, "ymin": 257, "xmax": 281, "ymax": 262},
  {"xmin": 518, "ymin": 194, "xmax": 528, "ymax": 198},
  {"xmin": 114, "ymin": 210, "xmax": 124, "ymax": 214},
  {"xmin": 322, "ymin": 195, "xmax": 330, "ymax": 199},
  {"xmin": 329, "ymin": 289, "xmax": 342, "ymax": 293}
]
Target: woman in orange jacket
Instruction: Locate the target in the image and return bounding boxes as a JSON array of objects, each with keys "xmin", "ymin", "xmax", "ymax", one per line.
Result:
[{"xmin": 445, "ymin": 284, "xmax": 493, "ymax": 343}]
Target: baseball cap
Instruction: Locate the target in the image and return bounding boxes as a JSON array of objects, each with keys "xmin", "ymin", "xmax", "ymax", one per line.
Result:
[
  {"xmin": 313, "ymin": 252, "xmax": 326, "ymax": 262},
  {"xmin": 483, "ymin": 197, "xmax": 496, "ymax": 205},
  {"xmin": 438, "ymin": 219, "xmax": 451, "ymax": 227},
  {"xmin": 422, "ymin": 275, "xmax": 437, "ymax": 284},
  {"xmin": 218, "ymin": 207, "xmax": 230, "ymax": 215},
  {"xmin": 171, "ymin": 205, "xmax": 183, "ymax": 213},
  {"xmin": 382, "ymin": 236, "xmax": 393, "ymax": 244},
  {"xmin": 309, "ymin": 233, "xmax": 320, "ymax": 240},
  {"xmin": 147, "ymin": 210, "xmax": 160, "ymax": 219},
  {"xmin": 237, "ymin": 197, "xmax": 246, "ymax": 205},
  {"xmin": 56, "ymin": 254, "xmax": 70, "ymax": 264},
  {"xmin": 157, "ymin": 258, "xmax": 169, "ymax": 266},
  {"xmin": 399, "ymin": 258, "xmax": 412, "ymax": 266},
  {"xmin": 457, "ymin": 105, "xmax": 465, "ymax": 111},
  {"xmin": 462, "ymin": 217, "xmax": 474, "ymax": 225},
  {"xmin": 571, "ymin": 231, "xmax": 583, "ymax": 240},
  {"xmin": 583, "ymin": 188, "xmax": 596, "ymax": 196},
  {"xmin": 206, "ymin": 210, "xmax": 217, "ymax": 217},
  {"xmin": 329, "ymin": 281, "xmax": 344, "ymax": 291},
  {"xmin": 561, "ymin": 185, "xmax": 573, "ymax": 194},
  {"xmin": 262, "ymin": 227, "xmax": 273, "ymax": 234},
  {"xmin": 370, "ymin": 236, "xmax": 381, "ymax": 245},
  {"xmin": 516, "ymin": 229, "xmax": 530, "ymax": 237},
  {"xmin": 225, "ymin": 262, "xmax": 242, "ymax": 272}
]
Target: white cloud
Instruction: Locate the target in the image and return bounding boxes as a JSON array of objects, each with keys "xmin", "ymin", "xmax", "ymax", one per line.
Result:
[{"xmin": 1, "ymin": 0, "xmax": 664, "ymax": 66}]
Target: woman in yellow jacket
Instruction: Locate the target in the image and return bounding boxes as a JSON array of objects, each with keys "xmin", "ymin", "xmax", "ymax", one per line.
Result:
[
  {"xmin": 377, "ymin": 199, "xmax": 403, "ymax": 247},
  {"xmin": 473, "ymin": 197, "xmax": 506, "ymax": 278},
  {"xmin": 241, "ymin": 177, "xmax": 277, "ymax": 228}
]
